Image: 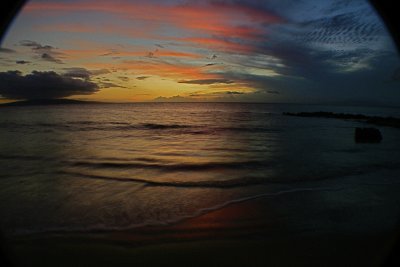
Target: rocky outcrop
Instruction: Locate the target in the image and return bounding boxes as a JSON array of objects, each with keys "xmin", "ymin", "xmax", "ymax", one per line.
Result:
[
  {"xmin": 283, "ymin": 112, "xmax": 400, "ymax": 128},
  {"xmin": 354, "ymin": 127, "xmax": 382, "ymax": 143}
]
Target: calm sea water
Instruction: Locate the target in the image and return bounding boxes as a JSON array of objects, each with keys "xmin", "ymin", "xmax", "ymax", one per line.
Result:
[{"xmin": 1, "ymin": 102, "xmax": 400, "ymax": 235}]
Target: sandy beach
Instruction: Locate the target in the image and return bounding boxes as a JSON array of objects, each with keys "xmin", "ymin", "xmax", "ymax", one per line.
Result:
[{"xmin": 6, "ymin": 179, "xmax": 400, "ymax": 267}]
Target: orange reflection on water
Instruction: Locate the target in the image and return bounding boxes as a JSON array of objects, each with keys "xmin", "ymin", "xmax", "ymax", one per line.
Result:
[{"xmin": 163, "ymin": 198, "xmax": 269, "ymax": 241}]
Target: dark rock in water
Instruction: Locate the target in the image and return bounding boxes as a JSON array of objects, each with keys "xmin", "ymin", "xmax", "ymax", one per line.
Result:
[{"xmin": 354, "ymin": 127, "xmax": 382, "ymax": 143}]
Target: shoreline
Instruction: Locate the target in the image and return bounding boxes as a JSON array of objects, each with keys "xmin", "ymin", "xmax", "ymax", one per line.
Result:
[{"xmin": 6, "ymin": 185, "xmax": 400, "ymax": 266}]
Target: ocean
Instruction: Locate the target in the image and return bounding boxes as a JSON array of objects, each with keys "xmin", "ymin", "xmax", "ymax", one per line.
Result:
[{"xmin": 1, "ymin": 102, "xmax": 400, "ymax": 236}]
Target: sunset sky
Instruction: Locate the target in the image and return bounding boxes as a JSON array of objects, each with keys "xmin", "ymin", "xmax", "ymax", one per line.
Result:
[{"xmin": 0, "ymin": 0, "xmax": 399, "ymax": 104}]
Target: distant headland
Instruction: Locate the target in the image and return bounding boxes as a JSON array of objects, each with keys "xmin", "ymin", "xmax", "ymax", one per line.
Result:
[
  {"xmin": 0, "ymin": 99, "xmax": 105, "ymax": 106},
  {"xmin": 283, "ymin": 111, "xmax": 400, "ymax": 128}
]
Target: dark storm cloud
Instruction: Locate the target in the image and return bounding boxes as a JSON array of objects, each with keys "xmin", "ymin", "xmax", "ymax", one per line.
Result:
[
  {"xmin": 16, "ymin": 60, "xmax": 31, "ymax": 64},
  {"xmin": 259, "ymin": 24, "xmax": 378, "ymax": 77},
  {"xmin": 63, "ymin": 68, "xmax": 110, "ymax": 79},
  {"xmin": 0, "ymin": 70, "xmax": 99, "ymax": 100},
  {"xmin": 158, "ymin": 0, "xmax": 399, "ymax": 104},
  {"xmin": 255, "ymin": 41, "xmax": 341, "ymax": 78},
  {"xmin": 256, "ymin": 34, "xmax": 393, "ymax": 83},
  {"xmin": 184, "ymin": 0, "xmax": 400, "ymax": 102},
  {"xmin": 0, "ymin": 47, "xmax": 15, "ymax": 53},
  {"xmin": 223, "ymin": 47, "xmax": 400, "ymax": 103},
  {"xmin": 178, "ymin": 79, "xmax": 233, "ymax": 85},
  {"xmin": 210, "ymin": 0, "xmax": 400, "ymax": 104}
]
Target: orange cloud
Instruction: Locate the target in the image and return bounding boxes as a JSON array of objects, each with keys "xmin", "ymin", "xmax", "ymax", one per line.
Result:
[
  {"xmin": 81, "ymin": 58, "xmax": 218, "ymax": 82},
  {"xmin": 156, "ymin": 50, "xmax": 201, "ymax": 59},
  {"xmin": 180, "ymin": 22, "xmax": 265, "ymax": 40},
  {"xmin": 20, "ymin": 0, "xmax": 285, "ymax": 99},
  {"xmin": 120, "ymin": 60, "xmax": 216, "ymax": 80},
  {"xmin": 62, "ymin": 48, "xmax": 200, "ymax": 60},
  {"xmin": 25, "ymin": 1, "xmax": 282, "ymax": 44}
]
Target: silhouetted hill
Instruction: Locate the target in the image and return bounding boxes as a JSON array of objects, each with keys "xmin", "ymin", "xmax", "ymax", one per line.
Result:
[{"xmin": 0, "ymin": 99, "xmax": 104, "ymax": 106}]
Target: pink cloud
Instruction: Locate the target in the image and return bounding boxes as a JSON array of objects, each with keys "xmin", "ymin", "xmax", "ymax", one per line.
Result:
[{"xmin": 25, "ymin": 0, "xmax": 283, "ymax": 44}]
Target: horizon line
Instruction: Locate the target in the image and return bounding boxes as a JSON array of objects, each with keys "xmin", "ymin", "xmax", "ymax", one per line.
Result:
[{"xmin": 1, "ymin": 98, "xmax": 400, "ymax": 109}]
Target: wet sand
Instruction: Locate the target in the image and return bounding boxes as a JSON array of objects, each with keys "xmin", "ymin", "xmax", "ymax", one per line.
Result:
[{"xmin": 6, "ymin": 185, "xmax": 400, "ymax": 266}]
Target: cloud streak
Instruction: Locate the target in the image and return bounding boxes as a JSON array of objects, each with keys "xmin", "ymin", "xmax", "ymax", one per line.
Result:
[
  {"xmin": 136, "ymin": 76, "xmax": 150, "ymax": 80},
  {"xmin": 63, "ymin": 67, "xmax": 92, "ymax": 79},
  {"xmin": 16, "ymin": 60, "xmax": 31, "ymax": 64},
  {"xmin": 19, "ymin": 40, "xmax": 64, "ymax": 64},
  {"xmin": 41, "ymin": 53, "xmax": 63, "ymax": 64},
  {"xmin": 178, "ymin": 79, "xmax": 234, "ymax": 85},
  {"xmin": 0, "ymin": 48, "xmax": 16, "ymax": 53}
]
